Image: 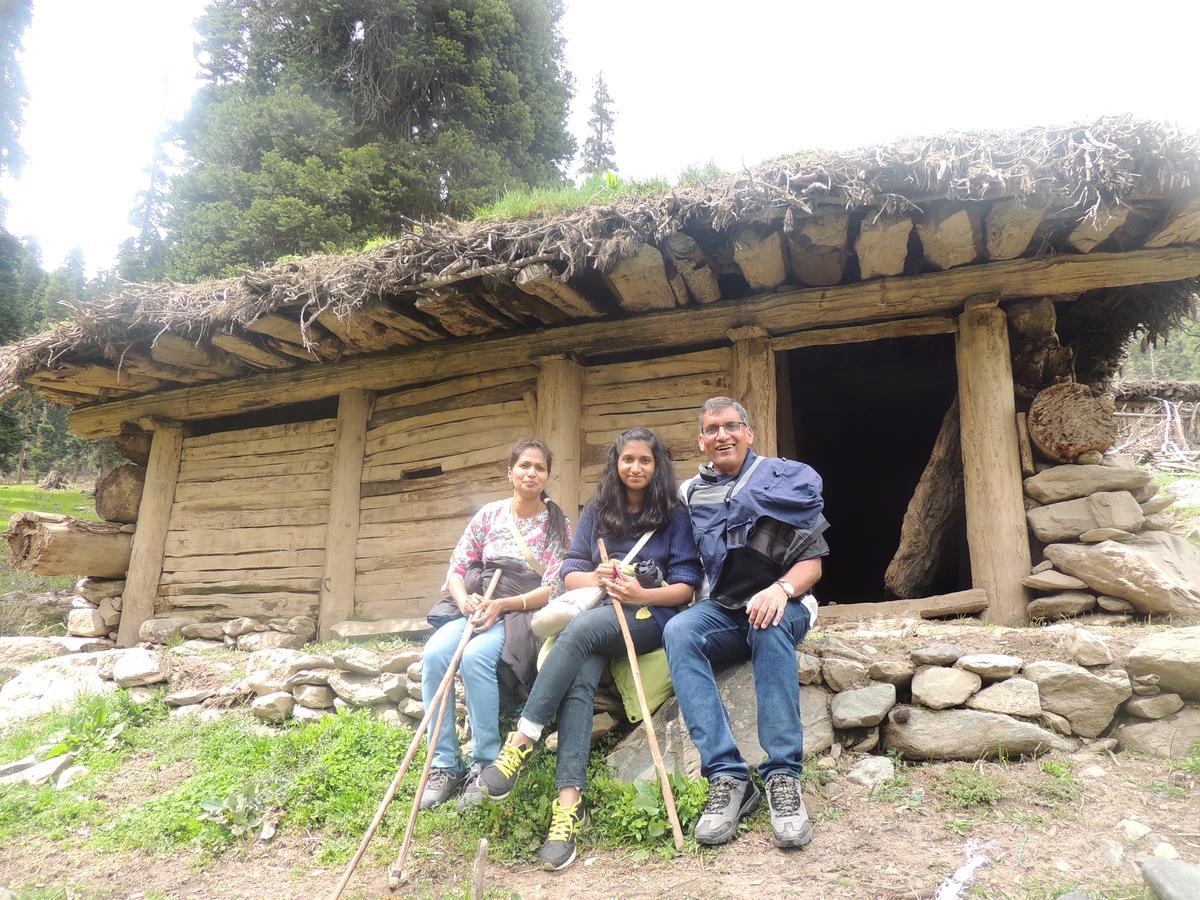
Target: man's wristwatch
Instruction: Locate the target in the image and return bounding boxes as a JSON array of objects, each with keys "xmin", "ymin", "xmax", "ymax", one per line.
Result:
[{"xmin": 774, "ymin": 579, "xmax": 795, "ymax": 597}]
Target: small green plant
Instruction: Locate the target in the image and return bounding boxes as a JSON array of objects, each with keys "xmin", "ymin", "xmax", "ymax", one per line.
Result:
[
  {"xmin": 1032, "ymin": 758, "xmax": 1082, "ymax": 805},
  {"xmin": 934, "ymin": 765, "xmax": 1003, "ymax": 808},
  {"xmin": 1170, "ymin": 741, "xmax": 1200, "ymax": 777},
  {"xmin": 1011, "ymin": 810, "xmax": 1049, "ymax": 828},
  {"xmin": 43, "ymin": 691, "xmax": 161, "ymax": 758},
  {"xmin": 199, "ymin": 785, "xmax": 266, "ymax": 839},
  {"xmin": 944, "ymin": 818, "xmax": 974, "ymax": 836},
  {"xmin": 1146, "ymin": 780, "xmax": 1188, "ymax": 799}
]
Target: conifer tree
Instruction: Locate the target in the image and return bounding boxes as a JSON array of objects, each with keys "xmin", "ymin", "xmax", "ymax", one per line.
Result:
[{"xmin": 579, "ymin": 72, "xmax": 616, "ymax": 177}]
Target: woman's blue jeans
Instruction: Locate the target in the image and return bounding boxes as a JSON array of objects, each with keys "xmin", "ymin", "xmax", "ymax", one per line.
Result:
[{"xmin": 421, "ymin": 616, "xmax": 506, "ymax": 771}]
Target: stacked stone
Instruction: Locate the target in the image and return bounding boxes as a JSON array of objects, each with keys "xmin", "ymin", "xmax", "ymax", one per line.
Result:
[
  {"xmin": 136, "ymin": 614, "xmax": 317, "ymax": 649},
  {"xmin": 62, "ymin": 577, "xmax": 123, "ymax": 645},
  {"xmin": 1023, "ymin": 458, "xmax": 1200, "ymax": 623}
]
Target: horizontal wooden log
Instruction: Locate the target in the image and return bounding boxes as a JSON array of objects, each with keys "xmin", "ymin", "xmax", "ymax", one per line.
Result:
[
  {"xmin": 366, "ymin": 402, "xmax": 531, "ymax": 453},
  {"xmin": 360, "ymin": 300, "xmax": 445, "ymax": 343},
  {"xmin": 159, "ymin": 565, "xmax": 324, "ymax": 585},
  {"xmin": 605, "ymin": 243, "xmax": 679, "ymax": 312},
  {"xmin": 354, "ymin": 564, "xmax": 448, "ymax": 587},
  {"xmin": 174, "ymin": 473, "xmax": 329, "ymax": 502},
  {"xmin": 856, "ymin": 216, "xmax": 913, "ymax": 279},
  {"xmin": 359, "ymin": 496, "xmax": 479, "ymax": 526},
  {"xmin": 817, "ymin": 589, "xmax": 988, "ymax": 623},
  {"xmin": 177, "ymin": 457, "xmax": 332, "ymax": 483},
  {"xmin": 355, "ymin": 548, "xmax": 452, "ymax": 573},
  {"xmin": 582, "ymin": 372, "xmax": 729, "ymax": 408},
  {"xmin": 664, "ymin": 232, "xmax": 721, "ymax": 303},
  {"xmin": 69, "ymin": 247, "xmax": 1200, "ymax": 437},
  {"xmin": 372, "ymin": 366, "xmax": 537, "ymax": 414},
  {"xmin": 984, "ymin": 199, "xmax": 1045, "ymax": 260},
  {"xmin": 355, "ymin": 519, "xmax": 465, "ymax": 543},
  {"xmin": 356, "ymin": 531, "xmax": 460, "ymax": 559},
  {"xmin": 184, "ymin": 419, "xmax": 337, "ymax": 450},
  {"xmin": 25, "ymin": 363, "xmax": 161, "ymax": 395},
  {"xmin": 583, "ymin": 406, "xmax": 698, "ymax": 432},
  {"xmin": 159, "ymin": 578, "xmax": 322, "ymax": 597},
  {"xmin": 770, "ymin": 316, "xmax": 958, "ymax": 351},
  {"xmin": 168, "ymin": 506, "xmax": 329, "ymax": 531},
  {"xmin": 415, "ymin": 289, "xmax": 514, "ymax": 337},
  {"xmin": 162, "ymin": 594, "xmax": 318, "ymax": 619},
  {"xmin": 355, "ymin": 597, "xmax": 428, "ymax": 622},
  {"xmin": 210, "ymin": 332, "xmax": 294, "ymax": 369},
  {"xmin": 362, "ymin": 442, "xmax": 514, "ymax": 482},
  {"xmin": 513, "ymin": 262, "xmax": 603, "ymax": 319},
  {"xmin": 170, "ymin": 490, "xmax": 330, "ymax": 515},
  {"xmin": 151, "ymin": 332, "xmax": 246, "ymax": 378},
  {"xmin": 365, "ymin": 423, "xmax": 533, "ymax": 469},
  {"xmin": 5, "ymin": 512, "xmax": 132, "ymax": 578},
  {"xmin": 315, "ymin": 308, "xmax": 412, "ymax": 353},
  {"xmin": 583, "ymin": 348, "xmax": 730, "ymax": 388},
  {"xmin": 165, "ymin": 524, "xmax": 329, "ymax": 557},
  {"xmin": 104, "ymin": 346, "xmax": 222, "ymax": 384},
  {"xmin": 359, "ymin": 472, "xmax": 500, "ymax": 505},
  {"xmin": 353, "ymin": 580, "xmax": 443, "ymax": 605},
  {"xmin": 163, "ymin": 548, "xmax": 326, "ymax": 572},
  {"xmin": 586, "ymin": 392, "xmax": 715, "ymax": 420}
]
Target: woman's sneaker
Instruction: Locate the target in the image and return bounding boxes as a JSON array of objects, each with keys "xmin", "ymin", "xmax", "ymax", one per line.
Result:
[
  {"xmin": 477, "ymin": 733, "xmax": 534, "ymax": 800},
  {"xmin": 540, "ymin": 797, "xmax": 585, "ymax": 871},
  {"xmin": 456, "ymin": 763, "xmax": 485, "ymax": 810},
  {"xmin": 419, "ymin": 767, "xmax": 465, "ymax": 810}
]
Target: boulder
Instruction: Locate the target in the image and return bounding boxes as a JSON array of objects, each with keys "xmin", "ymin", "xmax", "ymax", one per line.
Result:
[
  {"xmin": 1045, "ymin": 534, "xmax": 1200, "ymax": 622},
  {"xmin": 180, "ymin": 622, "xmax": 226, "ymax": 641},
  {"xmin": 380, "ymin": 675, "xmax": 407, "ymax": 703},
  {"xmin": 1022, "ymin": 661, "xmax": 1131, "ymax": 737},
  {"xmin": 1124, "ymin": 693, "xmax": 1185, "ymax": 720},
  {"xmin": 139, "ymin": 616, "xmax": 198, "ymax": 644},
  {"xmin": 283, "ymin": 615, "xmax": 316, "ymax": 638},
  {"xmin": 1026, "ymin": 491, "xmax": 1144, "ymax": 543},
  {"xmin": 868, "ymin": 659, "xmax": 915, "ymax": 685},
  {"xmin": 1141, "ymin": 857, "xmax": 1200, "ymax": 900},
  {"xmin": 1125, "ymin": 627, "xmax": 1200, "ymax": 699},
  {"xmin": 399, "ymin": 697, "xmax": 424, "ymax": 719},
  {"xmin": 0, "ymin": 637, "xmax": 69, "ymax": 687},
  {"xmin": 328, "ymin": 671, "xmax": 388, "ymax": 707},
  {"xmin": 285, "ymin": 653, "xmax": 334, "ymax": 675},
  {"xmin": 605, "ymin": 662, "xmax": 833, "ymax": 781},
  {"xmin": 286, "ymin": 669, "xmax": 331, "ymax": 687},
  {"xmin": 251, "ymin": 691, "xmax": 295, "ymax": 723},
  {"xmin": 332, "ymin": 648, "xmax": 382, "ymax": 676},
  {"xmin": 796, "ymin": 652, "xmax": 823, "ymax": 685},
  {"xmin": 1114, "ymin": 706, "xmax": 1200, "ymax": 758},
  {"xmin": 884, "ymin": 705, "xmax": 1071, "ymax": 760},
  {"xmin": 1023, "ymin": 465, "xmax": 1150, "ymax": 504},
  {"xmin": 0, "ymin": 652, "xmax": 114, "ymax": 725},
  {"xmin": 822, "ymin": 657, "xmax": 869, "ymax": 692},
  {"xmin": 1027, "ymin": 591, "xmax": 1096, "ymax": 621},
  {"xmin": 955, "ymin": 653, "xmax": 1023, "ymax": 680},
  {"xmin": 911, "ymin": 666, "xmax": 981, "ymax": 710},
  {"xmin": 1065, "ymin": 628, "xmax": 1113, "ymax": 666},
  {"xmin": 66, "ymin": 608, "xmax": 108, "ymax": 638},
  {"xmin": 294, "ymin": 684, "xmax": 335, "ymax": 709},
  {"xmin": 245, "ymin": 648, "xmax": 308, "ymax": 696},
  {"xmin": 237, "ymin": 631, "xmax": 306, "ymax": 652},
  {"xmin": 1022, "ymin": 570, "xmax": 1088, "ymax": 591},
  {"xmin": 380, "ymin": 650, "xmax": 423, "ymax": 675},
  {"xmin": 966, "ymin": 678, "xmax": 1042, "ymax": 717},
  {"xmin": 112, "ymin": 648, "xmax": 169, "ymax": 687},
  {"xmin": 831, "ymin": 682, "xmax": 896, "ymax": 728},
  {"xmin": 76, "ymin": 577, "xmax": 124, "ymax": 603},
  {"xmin": 910, "ymin": 643, "xmax": 966, "ymax": 667},
  {"xmin": 97, "ymin": 596, "xmax": 121, "ymax": 628}
]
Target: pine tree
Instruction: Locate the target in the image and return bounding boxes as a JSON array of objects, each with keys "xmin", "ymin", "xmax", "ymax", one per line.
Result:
[{"xmin": 579, "ymin": 72, "xmax": 616, "ymax": 177}]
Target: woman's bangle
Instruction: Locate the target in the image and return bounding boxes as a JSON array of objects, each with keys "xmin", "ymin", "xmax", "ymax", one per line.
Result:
[{"xmin": 520, "ymin": 594, "xmax": 528, "ymax": 611}]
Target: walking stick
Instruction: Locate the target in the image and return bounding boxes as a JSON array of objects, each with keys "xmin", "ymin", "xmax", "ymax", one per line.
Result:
[
  {"xmin": 598, "ymin": 539, "xmax": 685, "ymax": 850},
  {"xmin": 329, "ymin": 569, "xmax": 502, "ymax": 900}
]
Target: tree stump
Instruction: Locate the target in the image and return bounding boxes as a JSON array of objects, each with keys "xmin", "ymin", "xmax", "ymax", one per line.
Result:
[
  {"xmin": 1027, "ymin": 383, "xmax": 1115, "ymax": 462},
  {"xmin": 95, "ymin": 463, "xmax": 147, "ymax": 523}
]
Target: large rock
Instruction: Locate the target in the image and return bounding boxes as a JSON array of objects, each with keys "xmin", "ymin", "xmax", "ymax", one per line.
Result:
[
  {"xmin": 381, "ymin": 650, "xmax": 423, "ymax": 675},
  {"xmin": 822, "ymin": 657, "xmax": 869, "ymax": 692},
  {"xmin": 1022, "ymin": 570, "xmax": 1088, "ymax": 592},
  {"xmin": 251, "ymin": 691, "xmax": 295, "ymax": 723},
  {"xmin": 1125, "ymin": 627, "xmax": 1200, "ymax": 699},
  {"xmin": 1065, "ymin": 628, "xmax": 1113, "ymax": 666},
  {"xmin": 112, "ymin": 648, "xmax": 169, "ymax": 687},
  {"xmin": 329, "ymin": 618, "xmax": 432, "ymax": 641},
  {"xmin": 245, "ymin": 648, "xmax": 308, "ymax": 696},
  {"xmin": 0, "ymin": 753, "xmax": 75, "ymax": 787},
  {"xmin": 1114, "ymin": 707, "xmax": 1200, "ymax": 758},
  {"xmin": 328, "ymin": 671, "xmax": 388, "ymax": 707},
  {"xmin": 237, "ymin": 631, "xmax": 306, "ymax": 652},
  {"xmin": 1044, "ymin": 534, "xmax": 1200, "ymax": 622},
  {"xmin": 1124, "ymin": 693, "xmax": 1185, "ymax": 719},
  {"xmin": 332, "ymin": 648, "xmax": 382, "ymax": 676},
  {"xmin": 0, "ymin": 652, "xmax": 115, "ymax": 725},
  {"xmin": 139, "ymin": 616, "xmax": 198, "ymax": 644},
  {"xmin": 1022, "ymin": 661, "xmax": 1131, "ymax": 737},
  {"xmin": 180, "ymin": 622, "xmax": 226, "ymax": 641},
  {"xmin": 868, "ymin": 659, "xmax": 914, "ymax": 685},
  {"xmin": 911, "ymin": 666, "xmax": 981, "ymax": 710},
  {"xmin": 831, "ymin": 682, "xmax": 896, "ymax": 728},
  {"xmin": 66, "ymin": 608, "xmax": 108, "ymax": 638},
  {"xmin": 1027, "ymin": 591, "xmax": 1096, "ymax": 620},
  {"xmin": 910, "ymin": 644, "xmax": 966, "ymax": 667},
  {"xmin": 884, "ymin": 705, "xmax": 1071, "ymax": 760},
  {"xmin": 1026, "ymin": 491, "xmax": 1144, "ymax": 543},
  {"xmin": 294, "ymin": 684, "xmax": 335, "ymax": 709},
  {"xmin": 966, "ymin": 678, "xmax": 1042, "ymax": 717},
  {"xmin": 1024, "ymin": 465, "xmax": 1150, "ymax": 504},
  {"xmin": 1141, "ymin": 857, "xmax": 1200, "ymax": 900},
  {"xmin": 605, "ymin": 661, "xmax": 832, "ymax": 781},
  {"xmin": 955, "ymin": 653, "xmax": 1023, "ymax": 680},
  {"xmin": 0, "ymin": 637, "xmax": 69, "ymax": 687}
]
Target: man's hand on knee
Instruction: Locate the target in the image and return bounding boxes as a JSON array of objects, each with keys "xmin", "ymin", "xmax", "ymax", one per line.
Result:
[{"xmin": 746, "ymin": 583, "xmax": 789, "ymax": 629}]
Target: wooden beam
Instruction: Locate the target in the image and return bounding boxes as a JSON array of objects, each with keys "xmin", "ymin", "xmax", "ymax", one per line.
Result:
[
  {"xmin": 210, "ymin": 332, "xmax": 294, "ymax": 369},
  {"xmin": 105, "ymin": 346, "xmax": 219, "ymax": 383},
  {"xmin": 535, "ymin": 356, "xmax": 583, "ymax": 518},
  {"xmin": 729, "ymin": 327, "xmax": 776, "ymax": 457},
  {"xmin": 916, "ymin": 205, "xmax": 980, "ymax": 270},
  {"xmin": 664, "ymin": 232, "xmax": 721, "ymax": 304},
  {"xmin": 818, "ymin": 588, "xmax": 988, "ymax": 624},
  {"xmin": 315, "ymin": 308, "xmax": 410, "ymax": 353},
  {"xmin": 1066, "ymin": 208, "xmax": 1130, "ymax": 253},
  {"xmin": 361, "ymin": 302, "xmax": 444, "ymax": 342},
  {"xmin": 151, "ymin": 332, "xmax": 246, "ymax": 378},
  {"xmin": 770, "ymin": 316, "xmax": 957, "ymax": 352},
  {"xmin": 984, "ymin": 200, "xmax": 1045, "ymax": 260},
  {"xmin": 604, "ymin": 243, "xmax": 679, "ymax": 311},
  {"xmin": 414, "ymin": 288, "xmax": 515, "ymax": 336},
  {"xmin": 514, "ymin": 263, "xmax": 604, "ymax": 318},
  {"xmin": 25, "ymin": 363, "xmax": 160, "ymax": 395},
  {"xmin": 246, "ymin": 312, "xmax": 341, "ymax": 359},
  {"xmin": 1016, "ymin": 411, "xmax": 1035, "ymax": 477},
  {"xmin": 733, "ymin": 228, "xmax": 789, "ymax": 290},
  {"xmin": 68, "ymin": 246, "xmax": 1200, "ymax": 437},
  {"xmin": 117, "ymin": 422, "xmax": 183, "ymax": 646},
  {"xmin": 855, "ymin": 215, "xmax": 912, "ymax": 278},
  {"xmin": 1144, "ymin": 197, "xmax": 1200, "ymax": 248},
  {"xmin": 787, "ymin": 211, "xmax": 849, "ymax": 287},
  {"xmin": 319, "ymin": 389, "xmax": 373, "ymax": 640},
  {"xmin": 956, "ymin": 305, "xmax": 1031, "ymax": 626}
]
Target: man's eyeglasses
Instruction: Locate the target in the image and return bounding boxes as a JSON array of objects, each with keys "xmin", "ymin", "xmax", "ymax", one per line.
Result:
[{"xmin": 701, "ymin": 421, "xmax": 747, "ymax": 438}]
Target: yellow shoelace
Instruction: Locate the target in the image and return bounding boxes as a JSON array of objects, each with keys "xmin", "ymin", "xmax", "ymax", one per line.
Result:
[
  {"xmin": 546, "ymin": 799, "xmax": 582, "ymax": 842},
  {"xmin": 493, "ymin": 739, "xmax": 531, "ymax": 779}
]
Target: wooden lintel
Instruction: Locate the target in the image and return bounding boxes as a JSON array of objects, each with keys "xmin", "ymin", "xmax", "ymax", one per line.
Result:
[
  {"xmin": 770, "ymin": 316, "xmax": 957, "ymax": 352},
  {"xmin": 67, "ymin": 246, "xmax": 1200, "ymax": 437},
  {"xmin": 818, "ymin": 588, "xmax": 988, "ymax": 624}
]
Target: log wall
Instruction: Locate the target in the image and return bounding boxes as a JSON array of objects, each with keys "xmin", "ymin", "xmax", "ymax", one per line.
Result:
[{"xmin": 156, "ymin": 419, "xmax": 336, "ymax": 621}]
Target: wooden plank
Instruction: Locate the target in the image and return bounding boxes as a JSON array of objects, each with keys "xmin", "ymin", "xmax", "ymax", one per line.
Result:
[
  {"xmin": 355, "ymin": 519, "xmax": 466, "ymax": 543},
  {"xmin": 787, "ymin": 212, "xmax": 849, "ymax": 287},
  {"xmin": 1144, "ymin": 197, "xmax": 1200, "ymax": 247},
  {"xmin": 365, "ymin": 423, "xmax": 532, "ymax": 469},
  {"xmin": 514, "ymin": 262, "xmax": 604, "ymax": 318},
  {"xmin": 355, "ymin": 548, "xmax": 453, "ymax": 573},
  {"xmin": 185, "ymin": 419, "xmax": 336, "ymax": 449},
  {"xmin": 174, "ymin": 474, "xmax": 329, "ymax": 502},
  {"xmin": 604, "ymin": 244, "xmax": 679, "ymax": 311},
  {"xmin": 117, "ymin": 423, "xmax": 183, "ymax": 646},
  {"xmin": 1066, "ymin": 208, "xmax": 1130, "ymax": 253},
  {"xmin": 359, "ymin": 474, "xmax": 501, "ymax": 506},
  {"xmin": 356, "ymin": 597, "xmax": 429, "ymax": 622},
  {"xmin": 984, "ymin": 199, "xmax": 1045, "ymax": 260},
  {"xmin": 319, "ymin": 388, "xmax": 372, "ymax": 640},
  {"xmin": 585, "ymin": 392, "xmax": 717, "ymax": 420},
  {"xmin": 177, "ymin": 457, "xmax": 332, "ymax": 483},
  {"xmin": 168, "ymin": 506, "xmax": 329, "ymax": 531},
  {"xmin": 170, "ymin": 490, "xmax": 330, "ymax": 515},
  {"xmin": 583, "ymin": 348, "xmax": 730, "ymax": 388},
  {"xmin": 104, "ymin": 346, "xmax": 221, "ymax": 384},
  {"xmin": 163, "ymin": 594, "xmax": 318, "ymax": 619},
  {"xmin": 210, "ymin": 332, "xmax": 294, "ymax": 369},
  {"xmin": 536, "ymin": 356, "xmax": 583, "ymax": 517},
  {"xmin": 415, "ymin": 288, "xmax": 515, "ymax": 336},
  {"xmin": 164, "ymin": 524, "xmax": 330, "ymax": 556},
  {"xmin": 916, "ymin": 205, "xmax": 980, "ymax": 270},
  {"xmin": 316, "ymin": 308, "xmax": 412, "ymax": 353},
  {"xmin": 582, "ymin": 372, "xmax": 729, "ymax": 407},
  {"xmin": 956, "ymin": 305, "xmax": 1030, "ymax": 626},
  {"xmin": 366, "ymin": 402, "xmax": 531, "ymax": 454},
  {"xmin": 355, "ymin": 526, "xmax": 463, "ymax": 559},
  {"xmin": 355, "ymin": 564, "xmax": 448, "ymax": 587},
  {"xmin": 584, "ymin": 421, "xmax": 695, "ymax": 447},
  {"xmin": 583, "ymin": 406, "xmax": 698, "ymax": 432},
  {"xmin": 733, "ymin": 228, "xmax": 789, "ymax": 290},
  {"xmin": 160, "ymin": 565, "xmax": 325, "ymax": 585},
  {"xmin": 353, "ymin": 580, "xmax": 440, "ymax": 604},
  {"xmin": 730, "ymin": 328, "xmax": 777, "ymax": 457},
  {"xmin": 69, "ymin": 246, "xmax": 1200, "ymax": 437},
  {"xmin": 362, "ymin": 441, "xmax": 519, "ymax": 482},
  {"xmin": 360, "ymin": 497, "xmax": 481, "ymax": 526},
  {"xmin": 360, "ymin": 301, "xmax": 444, "ymax": 342},
  {"xmin": 373, "ymin": 367, "xmax": 537, "ymax": 414},
  {"xmin": 770, "ymin": 316, "xmax": 958, "ymax": 352},
  {"xmin": 817, "ymin": 589, "xmax": 988, "ymax": 624},
  {"xmin": 181, "ymin": 436, "xmax": 334, "ymax": 463},
  {"xmin": 664, "ymin": 232, "xmax": 721, "ymax": 304},
  {"xmin": 151, "ymin": 332, "xmax": 246, "ymax": 378},
  {"xmin": 25, "ymin": 363, "xmax": 161, "ymax": 395},
  {"xmin": 856, "ymin": 215, "xmax": 913, "ymax": 278},
  {"xmin": 160, "ymin": 579, "xmax": 322, "ymax": 597},
  {"xmin": 246, "ymin": 312, "xmax": 338, "ymax": 356},
  {"xmin": 163, "ymin": 549, "xmax": 326, "ymax": 572}
]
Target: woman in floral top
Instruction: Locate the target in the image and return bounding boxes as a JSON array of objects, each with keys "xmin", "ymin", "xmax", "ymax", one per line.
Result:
[{"xmin": 419, "ymin": 437, "xmax": 571, "ymax": 811}]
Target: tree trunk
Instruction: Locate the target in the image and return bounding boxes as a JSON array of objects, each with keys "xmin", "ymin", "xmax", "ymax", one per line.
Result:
[
  {"xmin": 95, "ymin": 463, "xmax": 147, "ymax": 523},
  {"xmin": 1026, "ymin": 382, "xmax": 1116, "ymax": 462},
  {"xmin": 5, "ymin": 512, "xmax": 132, "ymax": 578}
]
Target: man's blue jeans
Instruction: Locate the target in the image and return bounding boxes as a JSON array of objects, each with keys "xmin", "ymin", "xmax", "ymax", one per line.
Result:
[
  {"xmin": 662, "ymin": 598, "xmax": 812, "ymax": 781},
  {"xmin": 421, "ymin": 616, "xmax": 506, "ymax": 771}
]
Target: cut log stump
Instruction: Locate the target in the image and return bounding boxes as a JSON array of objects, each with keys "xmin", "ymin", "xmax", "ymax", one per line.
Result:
[
  {"xmin": 1027, "ymin": 383, "xmax": 1115, "ymax": 462},
  {"xmin": 5, "ymin": 512, "xmax": 132, "ymax": 578},
  {"xmin": 95, "ymin": 463, "xmax": 147, "ymax": 524}
]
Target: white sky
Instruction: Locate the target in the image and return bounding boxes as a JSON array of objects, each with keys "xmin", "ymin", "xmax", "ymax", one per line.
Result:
[{"xmin": 3, "ymin": 0, "xmax": 1200, "ymax": 274}]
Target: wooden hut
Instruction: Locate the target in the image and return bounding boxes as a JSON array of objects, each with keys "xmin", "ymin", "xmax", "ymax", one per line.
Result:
[{"xmin": 3, "ymin": 116, "xmax": 1199, "ymax": 644}]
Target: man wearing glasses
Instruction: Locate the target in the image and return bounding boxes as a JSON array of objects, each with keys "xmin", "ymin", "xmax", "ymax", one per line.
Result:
[{"xmin": 663, "ymin": 396, "xmax": 829, "ymax": 849}]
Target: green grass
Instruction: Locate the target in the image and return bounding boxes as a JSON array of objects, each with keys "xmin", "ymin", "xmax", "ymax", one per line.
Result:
[
  {"xmin": 473, "ymin": 173, "xmax": 672, "ymax": 221},
  {"xmin": 1171, "ymin": 741, "xmax": 1200, "ymax": 777},
  {"xmin": 1032, "ymin": 759, "xmax": 1083, "ymax": 806},
  {"xmin": 933, "ymin": 765, "xmax": 1003, "ymax": 808}
]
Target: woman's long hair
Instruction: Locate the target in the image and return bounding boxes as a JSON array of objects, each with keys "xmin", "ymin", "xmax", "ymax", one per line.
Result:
[
  {"xmin": 508, "ymin": 437, "xmax": 569, "ymax": 548},
  {"xmin": 593, "ymin": 427, "xmax": 679, "ymax": 537}
]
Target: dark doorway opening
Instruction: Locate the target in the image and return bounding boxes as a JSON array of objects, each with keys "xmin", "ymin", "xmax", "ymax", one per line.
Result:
[{"xmin": 782, "ymin": 333, "xmax": 965, "ymax": 603}]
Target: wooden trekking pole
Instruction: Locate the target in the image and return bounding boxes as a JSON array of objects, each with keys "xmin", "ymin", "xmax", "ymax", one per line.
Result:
[
  {"xmin": 388, "ymin": 568, "xmax": 503, "ymax": 889},
  {"xmin": 328, "ymin": 569, "xmax": 501, "ymax": 900},
  {"xmin": 598, "ymin": 539, "xmax": 685, "ymax": 850}
]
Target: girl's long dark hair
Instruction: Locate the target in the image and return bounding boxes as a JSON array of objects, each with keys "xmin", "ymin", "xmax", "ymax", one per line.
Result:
[
  {"xmin": 593, "ymin": 427, "xmax": 678, "ymax": 537},
  {"xmin": 509, "ymin": 437, "xmax": 569, "ymax": 548}
]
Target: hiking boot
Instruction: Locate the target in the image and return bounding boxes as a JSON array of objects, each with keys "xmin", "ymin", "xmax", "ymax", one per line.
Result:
[
  {"xmin": 693, "ymin": 776, "xmax": 760, "ymax": 846},
  {"xmin": 477, "ymin": 732, "xmax": 535, "ymax": 800},
  {"xmin": 456, "ymin": 763, "xmax": 485, "ymax": 810},
  {"xmin": 540, "ymin": 797, "xmax": 586, "ymax": 871},
  {"xmin": 419, "ymin": 767, "xmax": 465, "ymax": 811},
  {"xmin": 765, "ymin": 773, "xmax": 813, "ymax": 848}
]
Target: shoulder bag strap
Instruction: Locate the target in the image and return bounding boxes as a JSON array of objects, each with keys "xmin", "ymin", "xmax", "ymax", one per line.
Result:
[{"xmin": 506, "ymin": 499, "xmax": 545, "ymax": 577}]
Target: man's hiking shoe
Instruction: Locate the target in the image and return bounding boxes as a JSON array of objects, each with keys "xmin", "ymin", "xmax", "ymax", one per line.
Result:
[
  {"xmin": 477, "ymin": 733, "xmax": 534, "ymax": 800},
  {"xmin": 694, "ymin": 776, "xmax": 760, "ymax": 845},
  {"xmin": 456, "ymin": 763, "xmax": 485, "ymax": 810},
  {"xmin": 419, "ymin": 767, "xmax": 465, "ymax": 811},
  {"xmin": 765, "ymin": 773, "xmax": 813, "ymax": 848},
  {"xmin": 540, "ymin": 797, "xmax": 586, "ymax": 871}
]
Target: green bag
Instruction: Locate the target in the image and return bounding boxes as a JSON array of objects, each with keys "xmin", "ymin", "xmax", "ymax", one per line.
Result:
[{"xmin": 536, "ymin": 631, "xmax": 676, "ymax": 724}]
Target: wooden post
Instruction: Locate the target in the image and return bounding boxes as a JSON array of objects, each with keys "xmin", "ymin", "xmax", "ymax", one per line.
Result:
[
  {"xmin": 955, "ymin": 305, "xmax": 1031, "ymax": 625},
  {"xmin": 729, "ymin": 327, "xmax": 777, "ymax": 456},
  {"xmin": 117, "ymin": 421, "xmax": 183, "ymax": 646},
  {"xmin": 535, "ymin": 355, "xmax": 583, "ymax": 519},
  {"xmin": 319, "ymin": 389, "xmax": 373, "ymax": 640}
]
